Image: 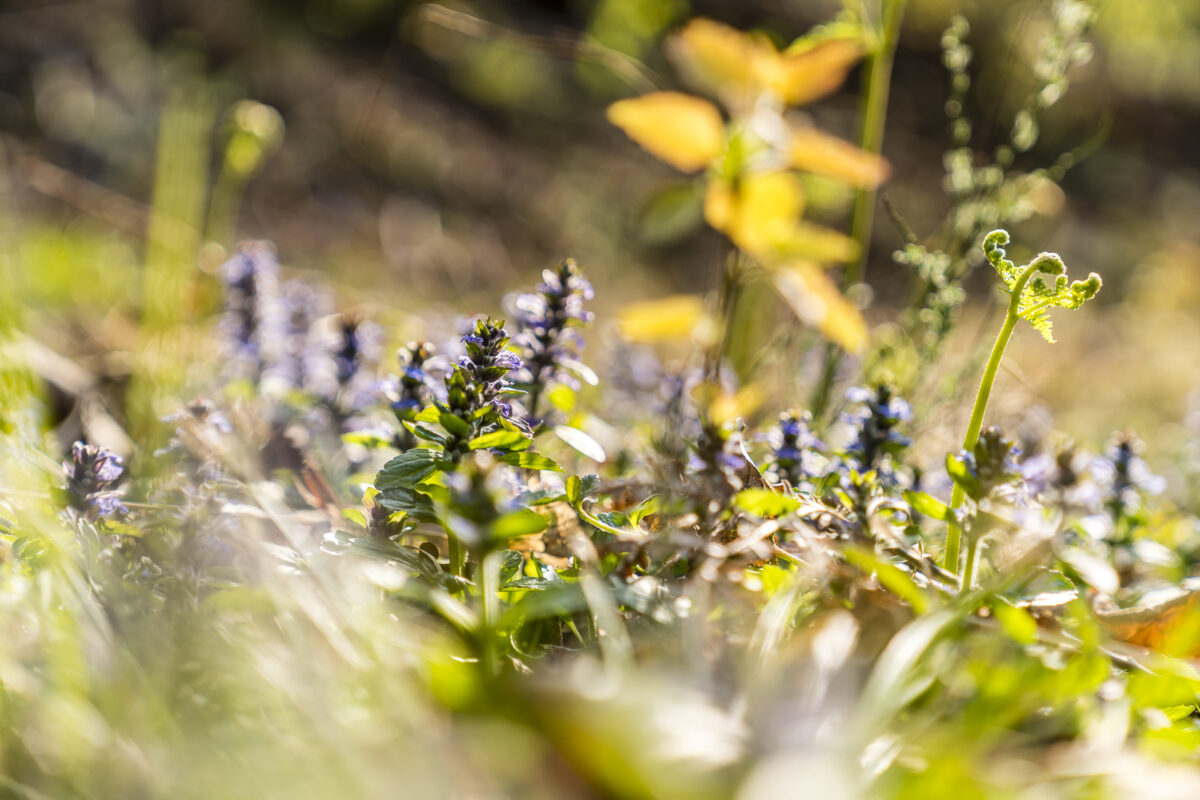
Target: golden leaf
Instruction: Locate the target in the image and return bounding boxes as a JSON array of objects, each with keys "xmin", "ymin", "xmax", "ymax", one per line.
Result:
[
  {"xmin": 667, "ymin": 18, "xmax": 775, "ymax": 110},
  {"xmin": 776, "ymin": 35, "xmax": 866, "ymax": 107},
  {"xmin": 789, "ymin": 125, "xmax": 891, "ymax": 188},
  {"xmin": 708, "ymin": 384, "xmax": 765, "ymax": 427},
  {"xmin": 669, "ymin": 19, "xmax": 865, "ymax": 112},
  {"xmin": 704, "ymin": 172, "xmax": 857, "ymax": 264},
  {"xmin": 703, "ymin": 170, "xmax": 804, "ymax": 257},
  {"xmin": 607, "ymin": 92, "xmax": 725, "ymax": 172},
  {"xmin": 773, "ymin": 262, "xmax": 867, "ymax": 353},
  {"xmin": 617, "ymin": 294, "xmax": 717, "ymax": 344}
]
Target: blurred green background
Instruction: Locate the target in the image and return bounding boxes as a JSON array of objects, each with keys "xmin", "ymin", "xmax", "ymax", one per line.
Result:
[{"xmin": 2, "ymin": 0, "xmax": 1199, "ymax": 455}]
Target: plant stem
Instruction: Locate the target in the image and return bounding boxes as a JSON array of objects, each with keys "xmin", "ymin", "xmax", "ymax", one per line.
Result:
[
  {"xmin": 845, "ymin": 0, "xmax": 906, "ymax": 290},
  {"xmin": 449, "ymin": 535, "xmax": 466, "ymax": 579},
  {"xmin": 810, "ymin": 0, "xmax": 906, "ymax": 416},
  {"xmin": 479, "ymin": 549, "xmax": 501, "ymax": 677},
  {"xmin": 960, "ymin": 530, "xmax": 982, "ymax": 595},
  {"xmin": 945, "ymin": 261, "xmax": 1043, "ymax": 581}
]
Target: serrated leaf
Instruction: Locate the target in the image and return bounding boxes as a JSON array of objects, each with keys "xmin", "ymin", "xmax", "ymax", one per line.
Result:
[
  {"xmin": 376, "ymin": 449, "xmax": 448, "ymax": 489},
  {"xmin": 377, "ymin": 486, "xmax": 437, "ymax": 521}
]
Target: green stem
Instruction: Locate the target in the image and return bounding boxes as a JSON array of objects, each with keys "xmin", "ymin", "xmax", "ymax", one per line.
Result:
[
  {"xmin": 811, "ymin": 0, "xmax": 906, "ymax": 416},
  {"xmin": 479, "ymin": 549, "xmax": 502, "ymax": 677},
  {"xmin": 448, "ymin": 535, "xmax": 466, "ymax": 579},
  {"xmin": 944, "ymin": 261, "xmax": 1043, "ymax": 580},
  {"xmin": 960, "ymin": 530, "xmax": 982, "ymax": 595},
  {"xmin": 844, "ymin": 0, "xmax": 906, "ymax": 290}
]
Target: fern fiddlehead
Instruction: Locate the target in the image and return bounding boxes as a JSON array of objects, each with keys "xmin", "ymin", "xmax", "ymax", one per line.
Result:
[{"xmin": 945, "ymin": 229, "xmax": 1101, "ymax": 587}]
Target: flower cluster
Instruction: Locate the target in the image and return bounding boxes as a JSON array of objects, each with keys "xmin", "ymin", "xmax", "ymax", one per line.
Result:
[
  {"xmin": 1096, "ymin": 431, "xmax": 1165, "ymax": 524},
  {"xmin": 436, "ymin": 319, "xmax": 525, "ymax": 460},
  {"xmin": 219, "ymin": 243, "xmax": 383, "ymax": 419},
  {"xmin": 220, "ymin": 242, "xmax": 290, "ymax": 387},
  {"xmin": 63, "ymin": 441, "xmax": 126, "ymax": 519},
  {"xmin": 510, "ymin": 258, "xmax": 594, "ymax": 421},
  {"xmin": 840, "ymin": 385, "xmax": 911, "ymax": 476},
  {"xmin": 766, "ymin": 410, "xmax": 825, "ymax": 490},
  {"xmin": 389, "ymin": 342, "xmax": 438, "ymax": 422}
]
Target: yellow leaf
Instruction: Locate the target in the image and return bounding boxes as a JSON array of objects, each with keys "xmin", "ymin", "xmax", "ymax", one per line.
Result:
[
  {"xmin": 607, "ymin": 92, "xmax": 725, "ymax": 172},
  {"xmin": 776, "ymin": 35, "xmax": 865, "ymax": 106},
  {"xmin": 705, "ymin": 172, "xmax": 856, "ymax": 264},
  {"xmin": 703, "ymin": 171, "xmax": 805, "ymax": 257},
  {"xmin": 789, "ymin": 126, "xmax": 890, "ymax": 188},
  {"xmin": 618, "ymin": 294, "xmax": 717, "ymax": 344},
  {"xmin": 667, "ymin": 18, "xmax": 775, "ymax": 110},
  {"xmin": 776, "ymin": 221, "xmax": 859, "ymax": 263},
  {"xmin": 773, "ymin": 262, "xmax": 867, "ymax": 352},
  {"xmin": 708, "ymin": 384, "xmax": 765, "ymax": 427}
]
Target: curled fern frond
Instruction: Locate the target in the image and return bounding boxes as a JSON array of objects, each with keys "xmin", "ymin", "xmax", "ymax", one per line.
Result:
[{"xmin": 982, "ymin": 229, "xmax": 1101, "ymax": 342}]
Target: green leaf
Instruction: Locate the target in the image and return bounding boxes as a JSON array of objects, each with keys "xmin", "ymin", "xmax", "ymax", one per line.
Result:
[
  {"xmin": 844, "ymin": 546, "xmax": 930, "ymax": 615},
  {"xmin": 438, "ymin": 411, "xmax": 471, "ymax": 438},
  {"xmin": 734, "ymin": 488, "xmax": 801, "ymax": 517},
  {"xmin": 376, "ymin": 449, "xmax": 449, "ymax": 489},
  {"xmin": 945, "ymin": 453, "xmax": 981, "ymax": 501},
  {"xmin": 565, "ymin": 475, "xmax": 582, "ymax": 506},
  {"xmin": 990, "ymin": 597, "xmax": 1038, "ymax": 645},
  {"xmin": 414, "ymin": 404, "xmax": 441, "ymax": 423},
  {"xmin": 408, "ymin": 423, "xmax": 449, "ymax": 445},
  {"xmin": 904, "ymin": 490, "xmax": 955, "ymax": 524},
  {"xmin": 492, "ymin": 509, "xmax": 549, "ymax": 540},
  {"xmin": 342, "ymin": 431, "xmax": 393, "ymax": 449},
  {"xmin": 499, "ymin": 583, "xmax": 587, "ymax": 628},
  {"xmin": 638, "ymin": 180, "xmax": 704, "ymax": 246},
  {"xmin": 469, "ymin": 429, "xmax": 531, "ymax": 451},
  {"xmin": 498, "ymin": 451, "xmax": 563, "ymax": 472},
  {"xmin": 377, "ymin": 486, "xmax": 437, "ymax": 521}
]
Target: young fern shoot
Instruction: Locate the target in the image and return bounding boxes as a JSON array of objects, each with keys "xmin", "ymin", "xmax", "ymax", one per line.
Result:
[{"xmin": 944, "ymin": 229, "xmax": 1101, "ymax": 584}]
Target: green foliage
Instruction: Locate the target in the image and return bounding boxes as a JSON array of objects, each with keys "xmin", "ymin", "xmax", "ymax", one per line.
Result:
[{"xmin": 983, "ymin": 229, "xmax": 1102, "ymax": 342}]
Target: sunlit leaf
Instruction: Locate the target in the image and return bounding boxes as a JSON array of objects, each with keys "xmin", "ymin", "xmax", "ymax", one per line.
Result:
[
  {"xmin": 554, "ymin": 425, "xmax": 607, "ymax": 463},
  {"xmin": 991, "ymin": 597, "xmax": 1038, "ymax": 645},
  {"xmin": 469, "ymin": 429, "xmax": 530, "ymax": 451},
  {"xmin": 497, "ymin": 452, "xmax": 563, "ymax": 472},
  {"xmin": 734, "ymin": 488, "xmax": 800, "ymax": 517},
  {"xmin": 776, "ymin": 33, "xmax": 865, "ymax": 106},
  {"xmin": 617, "ymin": 294, "xmax": 716, "ymax": 344},
  {"xmin": 667, "ymin": 18, "xmax": 774, "ymax": 108},
  {"xmin": 708, "ymin": 383, "xmax": 764, "ymax": 426},
  {"xmin": 773, "ymin": 262, "xmax": 867, "ymax": 353},
  {"xmin": 703, "ymin": 170, "xmax": 804, "ymax": 255},
  {"xmin": 607, "ymin": 91, "xmax": 725, "ymax": 172},
  {"xmin": 492, "ymin": 509, "xmax": 549, "ymax": 540},
  {"xmin": 789, "ymin": 125, "xmax": 890, "ymax": 188}
]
